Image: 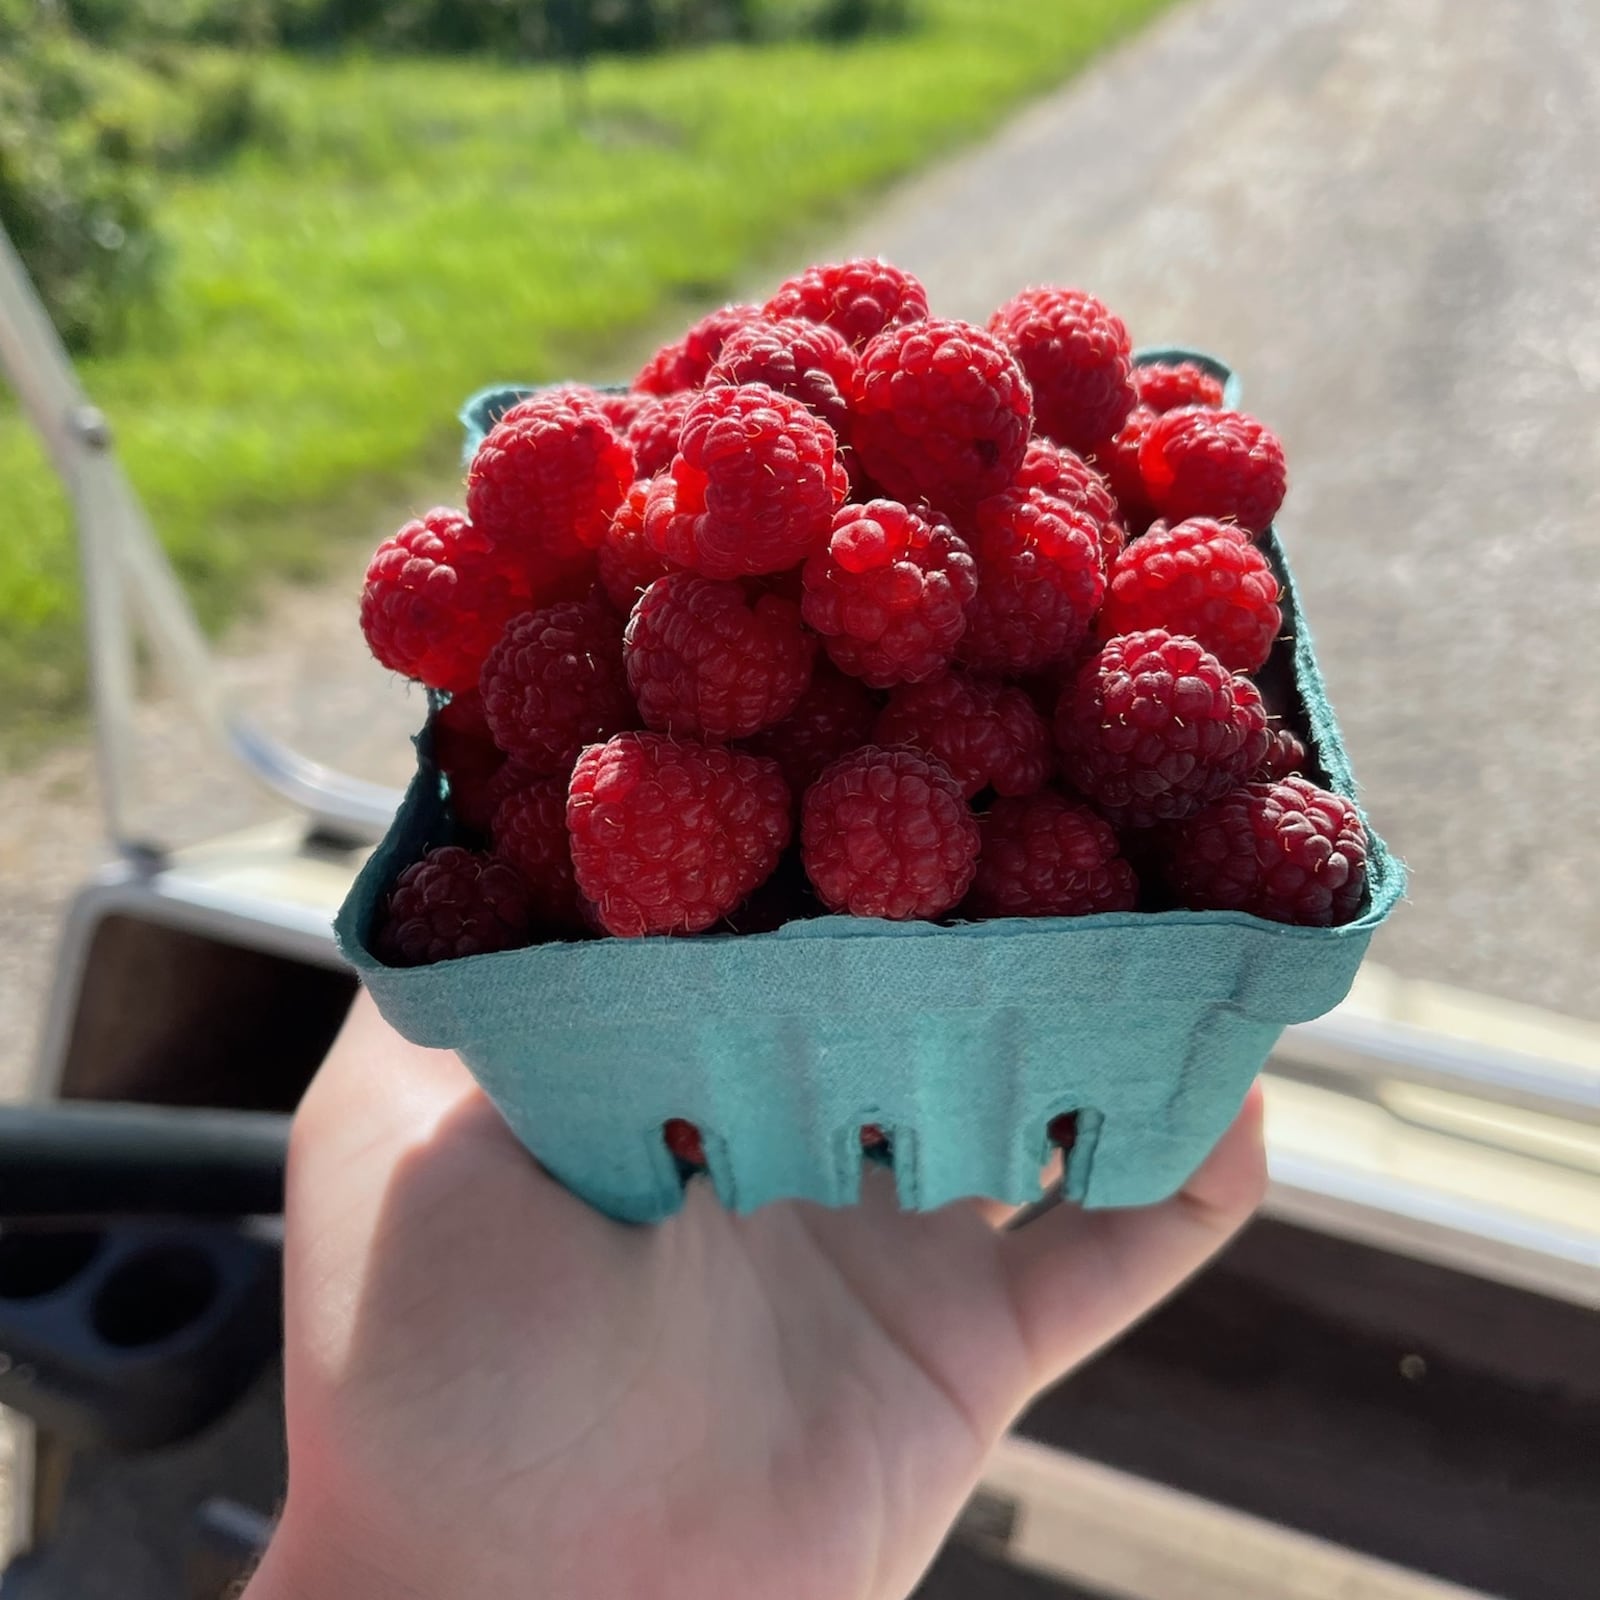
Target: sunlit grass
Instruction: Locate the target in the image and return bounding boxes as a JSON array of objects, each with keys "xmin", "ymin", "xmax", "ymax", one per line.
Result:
[{"xmin": 0, "ymin": 0, "xmax": 1173, "ymax": 752}]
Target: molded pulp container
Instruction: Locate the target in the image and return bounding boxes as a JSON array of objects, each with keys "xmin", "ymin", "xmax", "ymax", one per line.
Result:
[{"xmin": 335, "ymin": 350, "xmax": 1402, "ymax": 1223}]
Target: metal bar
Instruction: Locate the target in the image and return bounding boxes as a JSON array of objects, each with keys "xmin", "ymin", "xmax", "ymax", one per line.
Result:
[
  {"xmin": 0, "ymin": 222, "xmax": 398, "ymax": 845},
  {"xmin": 1276, "ymin": 1009, "xmax": 1600, "ymax": 1126},
  {"xmin": 968, "ymin": 1434, "xmax": 1507, "ymax": 1600}
]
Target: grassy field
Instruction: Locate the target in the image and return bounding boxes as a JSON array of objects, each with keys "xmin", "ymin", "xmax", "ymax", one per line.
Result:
[{"xmin": 0, "ymin": 0, "xmax": 1173, "ymax": 755}]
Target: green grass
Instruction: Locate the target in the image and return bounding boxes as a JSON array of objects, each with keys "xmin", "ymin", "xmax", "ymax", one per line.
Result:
[{"xmin": 0, "ymin": 0, "xmax": 1173, "ymax": 755}]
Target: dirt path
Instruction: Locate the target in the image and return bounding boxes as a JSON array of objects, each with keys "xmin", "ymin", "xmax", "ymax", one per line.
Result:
[{"xmin": 4, "ymin": 0, "xmax": 1598, "ymax": 1102}]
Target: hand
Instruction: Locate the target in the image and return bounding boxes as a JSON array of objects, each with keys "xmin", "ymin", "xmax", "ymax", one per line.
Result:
[{"xmin": 249, "ymin": 991, "xmax": 1265, "ymax": 1600}]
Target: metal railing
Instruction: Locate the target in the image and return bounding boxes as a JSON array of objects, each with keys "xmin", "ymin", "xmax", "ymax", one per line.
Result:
[{"xmin": 0, "ymin": 226, "xmax": 399, "ymax": 852}]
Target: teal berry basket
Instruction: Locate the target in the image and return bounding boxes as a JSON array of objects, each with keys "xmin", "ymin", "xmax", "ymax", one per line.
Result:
[{"xmin": 337, "ymin": 351, "xmax": 1401, "ymax": 1224}]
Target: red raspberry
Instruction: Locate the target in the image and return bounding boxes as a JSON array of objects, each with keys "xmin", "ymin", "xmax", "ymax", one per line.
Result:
[
  {"xmin": 597, "ymin": 479, "xmax": 677, "ymax": 612},
  {"xmin": 1168, "ymin": 776, "xmax": 1368, "ymax": 926},
  {"xmin": 966, "ymin": 790, "xmax": 1138, "ymax": 918},
  {"xmin": 466, "ymin": 391, "xmax": 635, "ymax": 572},
  {"xmin": 1254, "ymin": 727, "xmax": 1308, "ymax": 781},
  {"xmin": 1057, "ymin": 630, "xmax": 1270, "ymax": 827},
  {"xmin": 800, "ymin": 499, "xmax": 977, "ymax": 688},
  {"xmin": 988, "ymin": 287, "xmax": 1135, "ymax": 454},
  {"xmin": 1091, "ymin": 406, "xmax": 1158, "ymax": 536},
  {"xmin": 541, "ymin": 383, "xmax": 648, "ymax": 433},
  {"xmin": 763, "ymin": 258, "xmax": 929, "ymax": 348},
  {"xmin": 627, "ymin": 390, "xmax": 697, "ymax": 478},
  {"xmin": 1134, "ymin": 360, "xmax": 1225, "ymax": 413},
  {"xmin": 624, "ymin": 573, "xmax": 816, "ymax": 742},
  {"xmin": 707, "ymin": 316, "xmax": 857, "ymax": 440},
  {"xmin": 958, "ymin": 488, "xmax": 1105, "ymax": 674},
  {"xmin": 644, "ymin": 384, "xmax": 848, "ymax": 578},
  {"xmin": 664, "ymin": 1118, "xmax": 707, "ymax": 1168},
  {"xmin": 479, "ymin": 600, "xmax": 635, "ymax": 776},
  {"xmin": 1140, "ymin": 407, "xmax": 1287, "ymax": 535},
  {"xmin": 361, "ymin": 509, "xmax": 528, "ymax": 694},
  {"xmin": 1014, "ymin": 437, "xmax": 1125, "ymax": 570},
  {"xmin": 850, "ymin": 319, "xmax": 1032, "ymax": 512},
  {"xmin": 376, "ymin": 846, "xmax": 531, "ymax": 967},
  {"xmin": 490, "ymin": 778, "xmax": 580, "ymax": 931},
  {"xmin": 1100, "ymin": 518, "xmax": 1283, "ymax": 674},
  {"xmin": 802, "ymin": 746, "xmax": 979, "ymax": 920},
  {"xmin": 741, "ymin": 660, "xmax": 880, "ymax": 795},
  {"xmin": 567, "ymin": 732, "xmax": 791, "ymax": 937},
  {"xmin": 634, "ymin": 304, "xmax": 765, "ymax": 394},
  {"xmin": 433, "ymin": 690, "xmax": 504, "ymax": 831},
  {"xmin": 875, "ymin": 671, "xmax": 1050, "ymax": 800}
]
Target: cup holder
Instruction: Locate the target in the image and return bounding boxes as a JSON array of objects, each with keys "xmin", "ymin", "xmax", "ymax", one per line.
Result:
[
  {"xmin": 90, "ymin": 1244, "xmax": 221, "ymax": 1349},
  {"xmin": 0, "ymin": 1230, "xmax": 105, "ymax": 1301}
]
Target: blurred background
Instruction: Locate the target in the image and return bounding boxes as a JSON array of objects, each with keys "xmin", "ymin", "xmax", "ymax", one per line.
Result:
[{"xmin": 0, "ymin": 0, "xmax": 1596, "ymax": 1595}]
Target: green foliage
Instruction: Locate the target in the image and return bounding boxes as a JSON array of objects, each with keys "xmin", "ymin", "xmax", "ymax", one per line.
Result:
[{"xmin": 0, "ymin": 0, "xmax": 1175, "ymax": 752}]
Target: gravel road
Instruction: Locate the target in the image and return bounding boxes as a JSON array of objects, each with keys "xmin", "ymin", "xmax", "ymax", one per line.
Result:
[{"xmin": 4, "ymin": 0, "xmax": 1597, "ymax": 1108}]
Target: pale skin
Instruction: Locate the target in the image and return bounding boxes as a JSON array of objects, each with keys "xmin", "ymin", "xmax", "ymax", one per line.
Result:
[{"xmin": 247, "ymin": 991, "xmax": 1267, "ymax": 1600}]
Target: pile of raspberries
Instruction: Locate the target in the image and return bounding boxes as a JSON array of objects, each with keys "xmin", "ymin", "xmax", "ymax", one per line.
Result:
[{"xmin": 362, "ymin": 260, "xmax": 1368, "ymax": 969}]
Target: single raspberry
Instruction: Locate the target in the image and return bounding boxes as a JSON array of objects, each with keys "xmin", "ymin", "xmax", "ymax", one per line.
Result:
[
  {"xmin": 664, "ymin": 1118, "xmax": 707, "ymax": 1168},
  {"xmin": 1254, "ymin": 726, "xmax": 1308, "ymax": 781},
  {"xmin": 627, "ymin": 390, "xmax": 697, "ymax": 478},
  {"xmin": 433, "ymin": 690, "xmax": 504, "ymax": 831},
  {"xmin": 1091, "ymin": 406, "xmax": 1159, "ymax": 536},
  {"xmin": 634, "ymin": 304, "xmax": 766, "ymax": 394},
  {"xmin": 1134, "ymin": 360, "xmax": 1225, "ymax": 413},
  {"xmin": 707, "ymin": 316, "xmax": 857, "ymax": 440},
  {"xmin": 1056, "ymin": 630, "xmax": 1270, "ymax": 827},
  {"xmin": 763, "ymin": 258, "xmax": 929, "ymax": 348},
  {"xmin": 376, "ymin": 846, "xmax": 531, "ymax": 966},
  {"xmin": 850, "ymin": 319, "xmax": 1032, "ymax": 512},
  {"xmin": 540, "ymin": 383, "xmax": 648, "ymax": 433},
  {"xmin": 741, "ymin": 660, "xmax": 880, "ymax": 796},
  {"xmin": 965, "ymin": 790, "xmax": 1138, "ymax": 918},
  {"xmin": 800, "ymin": 499, "xmax": 977, "ymax": 688},
  {"xmin": 361, "ymin": 509, "xmax": 530, "ymax": 695},
  {"xmin": 466, "ymin": 391, "xmax": 635, "ymax": 571},
  {"xmin": 1014, "ymin": 437, "xmax": 1125, "ymax": 570},
  {"xmin": 957, "ymin": 488, "xmax": 1105, "ymax": 674},
  {"xmin": 801, "ymin": 746, "xmax": 979, "ymax": 920},
  {"xmin": 491, "ymin": 778, "xmax": 581, "ymax": 931},
  {"xmin": 644, "ymin": 383, "xmax": 848, "ymax": 578},
  {"xmin": 1168, "ymin": 776, "xmax": 1368, "ymax": 926},
  {"xmin": 597, "ymin": 479, "xmax": 677, "ymax": 612},
  {"xmin": 1099, "ymin": 518, "xmax": 1283, "ymax": 674},
  {"xmin": 1140, "ymin": 407, "xmax": 1287, "ymax": 535},
  {"xmin": 479, "ymin": 600, "xmax": 635, "ymax": 776},
  {"xmin": 624, "ymin": 573, "xmax": 816, "ymax": 742},
  {"xmin": 567, "ymin": 732, "xmax": 791, "ymax": 937},
  {"xmin": 874, "ymin": 671, "xmax": 1050, "ymax": 799},
  {"xmin": 988, "ymin": 287, "xmax": 1135, "ymax": 454}
]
